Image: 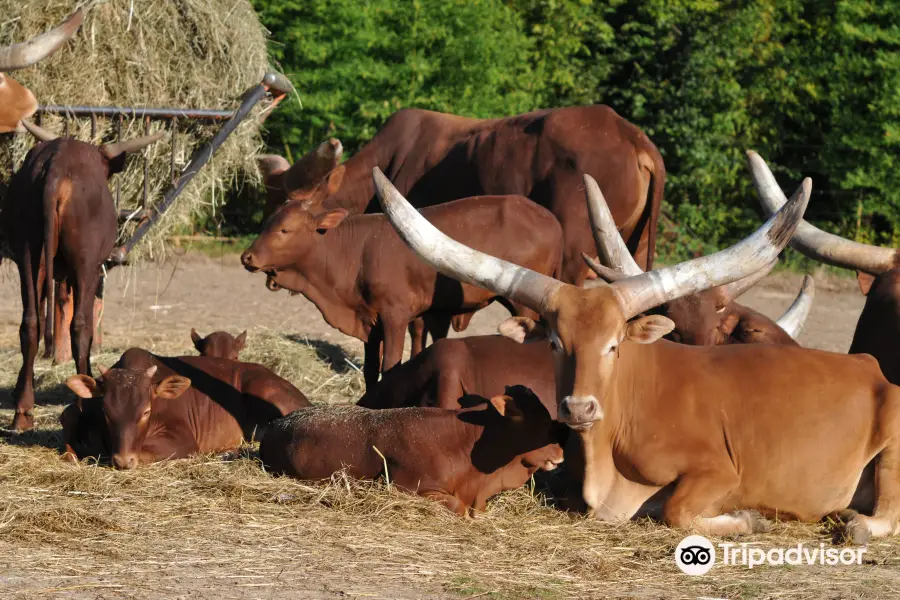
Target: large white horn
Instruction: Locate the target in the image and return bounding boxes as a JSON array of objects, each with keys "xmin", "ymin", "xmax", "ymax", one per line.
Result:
[
  {"xmin": 776, "ymin": 274, "xmax": 815, "ymax": 339},
  {"xmin": 373, "ymin": 168, "xmax": 565, "ymax": 313},
  {"xmin": 584, "ymin": 174, "xmax": 644, "ymax": 277},
  {"xmin": 749, "ymin": 151, "xmax": 896, "ymax": 275},
  {"xmin": 0, "ymin": 9, "xmax": 84, "ymax": 71},
  {"xmin": 611, "ymin": 158, "xmax": 810, "ymax": 320}
]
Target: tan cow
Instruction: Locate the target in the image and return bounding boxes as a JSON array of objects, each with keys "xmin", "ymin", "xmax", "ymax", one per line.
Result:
[
  {"xmin": 373, "ymin": 155, "xmax": 900, "ymax": 544},
  {"xmin": 0, "ymin": 10, "xmax": 83, "ymax": 133}
]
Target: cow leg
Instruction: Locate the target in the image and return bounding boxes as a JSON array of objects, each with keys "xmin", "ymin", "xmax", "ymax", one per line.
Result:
[
  {"xmin": 70, "ymin": 272, "xmax": 98, "ymax": 377},
  {"xmin": 846, "ymin": 445, "xmax": 900, "ymax": 543},
  {"xmin": 408, "ymin": 318, "xmax": 426, "ymax": 358},
  {"xmin": 53, "ymin": 281, "xmax": 73, "ymax": 365},
  {"xmin": 380, "ymin": 318, "xmax": 407, "ymax": 376},
  {"xmin": 662, "ymin": 469, "xmax": 770, "ymax": 535},
  {"xmin": 40, "ymin": 295, "xmax": 51, "ymax": 359},
  {"xmin": 421, "ymin": 490, "xmax": 470, "ymax": 517},
  {"xmin": 93, "ymin": 274, "xmax": 105, "ymax": 352},
  {"xmin": 12, "ymin": 249, "xmax": 43, "ymax": 431},
  {"xmin": 363, "ymin": 326, "xmax": 384, "ymax": 389}
]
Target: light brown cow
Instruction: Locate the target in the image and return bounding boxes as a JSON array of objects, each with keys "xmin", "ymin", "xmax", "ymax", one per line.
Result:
[
  {"xmin": 582, "ymin": 174, "xmax": 814, "ymax": 345},
  {"xmin": 374, "ymin": 155, "xmax": 900, "ymax": 544},
  {"xmin": 0, "ymin": 10, "xmax": 83, "ymax": 133},
  {"xmin": 191, "ymin": 328, "xmax": 247, "ymax": 360},
  {"xmin": 254, "ymin": 106, "xmax": 665, "ymax": 284},
  {"xmin": 261, "ymin": 385, "xmax": 565, "ymax": 516}
]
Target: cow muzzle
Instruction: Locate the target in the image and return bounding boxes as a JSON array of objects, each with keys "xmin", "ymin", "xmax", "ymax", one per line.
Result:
[
  {"xmin": 112, "ymin": 453, "xmax": 139, "ymax": 470},
  {"xmin": 240, "ymin": 250, "xmax": 265, "ymax": 272},
  {"xmin": 558, "ymin": 396, "xmax": 603, "ymax": 429}
]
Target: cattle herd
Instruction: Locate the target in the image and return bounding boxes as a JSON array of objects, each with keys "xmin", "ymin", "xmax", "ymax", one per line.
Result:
[{"xmin": 3, "ymin": 8, "xmax": 900, "ymax": 548}]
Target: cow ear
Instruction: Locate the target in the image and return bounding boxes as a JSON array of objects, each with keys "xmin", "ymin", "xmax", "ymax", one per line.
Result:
[
  {"xmin": 235, "ymin": 330, "xmax": 247, "ymax": 350},
  {"xmin": 490, "ymin": 394, "xmax": 524, "ymax": 422},
  {"xmin": 857, "ymin": 271, "xmax": 876, "ymax": 296},
  {"xmin": 498, "ymin": 317, "xmax": 548, "ymax": 344},
  {"xmin": 155, "ymin": 375, "xmax": 191, "ymax": 400},
  {"xmin": 719, "ymin": 312, "xmax": 740, "ymax": 336},
  {"xmin": 66, "ymin": 375, "xmax": 100, "ymax": 399},
  {"xmin": 315, "ymin": 208, "xmax": 349, "ymax": 233},
  {"xmin": 326, "ymin": 165, "xmax": 346, "ymax": 195},
  {"xmin": 625, "ymin": 315, "xmax": 675, "ymax": 344},
  {"xmin": 190, "ymin": 328, "xmax": 202, "ymax": 349}
]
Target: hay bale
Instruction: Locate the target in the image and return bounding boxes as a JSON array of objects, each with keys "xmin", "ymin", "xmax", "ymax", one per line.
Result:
[{"xmin": 0, "ymin": 0, "xmax": 271, "ymax": 261}]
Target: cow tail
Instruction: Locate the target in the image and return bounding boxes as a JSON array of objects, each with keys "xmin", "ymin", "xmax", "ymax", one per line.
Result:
[
  {"xmin": 43, "ymin": 181, "xmax": 59, "ymax": 351},
  {"xmin": 640, "ymin": 145, "xmax": 666, "ymax": 271}
]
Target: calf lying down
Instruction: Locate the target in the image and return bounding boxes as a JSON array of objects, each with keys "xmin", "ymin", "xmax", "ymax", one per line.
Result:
[
  {"xmin": 62, "ymin": 348, "xmax": 310, "ymax": 469},
  {"xmin": 261, "ymin": 386, "xmax": 565, "ymax": 515}
]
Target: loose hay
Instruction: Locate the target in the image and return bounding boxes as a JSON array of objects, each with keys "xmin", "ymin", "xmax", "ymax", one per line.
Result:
[{"xmin": 0, "ymin": 0, "xmax": 272, "ymax": 262}]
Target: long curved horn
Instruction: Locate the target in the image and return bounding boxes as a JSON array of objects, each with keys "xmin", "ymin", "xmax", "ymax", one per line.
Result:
[
  {"xmin": 611, "ymin": 162, "xmax": 810, "ymax": 320},
  {"xmin": 749, "ymin": 151, "xmax": 897, "ymax": 275},
  {"xmin": 101, "ymin": 131, "xmax": 167, "ymax": 159},
  {"xmin": 716, "ymin": 259, "xmax": 777, "ymax": 304},
  {"xmin": 0, "ymin": 9, "xmax": 84, "ymax": 71},
  {"xmin": 776, "ymin": 274, "xmax": 815, "ymax": 339},
  {"xmin": 20, "ymin": 119, "xmax": 58, "ymax": 142},
  {"xmin": 583, "ymin": 254, "xmax": 627, "ymax": 283},
  {"xmin": 584, "ymin": 174, "xmax": 644, "ymax": 277},
  {"xmin": 373, "ymin": 168, "xmax": 566, "ymax": 313}
]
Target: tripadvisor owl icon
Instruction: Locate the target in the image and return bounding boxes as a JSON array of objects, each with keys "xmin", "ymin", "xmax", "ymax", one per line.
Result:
[{"xmin": 675, "ymin": 535, "xmax": 716, "ymax": 575}]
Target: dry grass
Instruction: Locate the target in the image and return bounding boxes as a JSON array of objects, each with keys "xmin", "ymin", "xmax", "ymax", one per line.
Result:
[
  {"xmin": 1, "ymin": 332, "xmax": 899, "ymax": 598},
  {"xmin": 0, "ymin": 0, "xmax": 272, "ymax": 262}
]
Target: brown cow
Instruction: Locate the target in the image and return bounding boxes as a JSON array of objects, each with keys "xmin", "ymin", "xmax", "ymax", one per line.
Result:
[
  {"xmin": 255, "ymin": 106, "xmax": 664, "ymax": 284},
  {"xmin": 4, "ymin": 122, "xmax": 165, "ymax": 430},
  {"xmin": 581, "ymin": 174, "xmax": 814, "ymax": 345},
  {"xmin": 241, "ymin": 195, "xmax": 563, "ymax": 387},
  {"xmin": 261, "ymin": 385, "xmax": 565, "ymax": 515},
  {"xmin": 191, "ymin": 328, "xmax": 247, "ymax": 360},
  {"xmin": 753, "ymin": 151, "xmax": 900, "ymax": 384},
  {"xmin": 357, "ymin": 335, "xmax": 555, "ymax": 416},
  {"xmin": 375, "ymin": 157, "xmax": 900, "ymax": 544},
  {"xmin": 0, "ymin": 10, "xmax": 83, "ymax": 133},
  {"xmin": 62, "ymin": 347, "xmax": 311, "ymax": 469}
]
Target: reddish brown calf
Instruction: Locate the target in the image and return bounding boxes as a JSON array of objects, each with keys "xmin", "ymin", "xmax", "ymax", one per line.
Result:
[
  {"xmin": 261, "ymin": 386, "xmax": 565, "ymax": 515},
  {"xmin": 191, "ymin": 328, "xmax": 247, "ymax": 360},
  {"xmin": 62, "ymin": 348, "xmax": 310, "ymax": 468}
]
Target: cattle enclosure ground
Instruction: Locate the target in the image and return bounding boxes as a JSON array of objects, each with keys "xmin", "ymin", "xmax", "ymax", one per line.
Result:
[{"xmin": 0, "ymin": 249, "xmax": 898, "ymax": 599}]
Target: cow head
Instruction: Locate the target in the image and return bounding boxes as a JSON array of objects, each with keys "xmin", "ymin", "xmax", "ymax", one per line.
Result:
[
  {"xmin": 66, "ymin": 366, "xmax": 191, "ymax": 470},
  {"xmin": 191, "ymin": 328, "xmax": 247, "ymax": 360},
  {"xmin": 20, "ymin": 119, "xmax": 166, "ymax": 177},
  {"xmin": 479, "ymin": 386, "xmax": 565, "ymax": 472},
  {"xmin": 257, "ymin": 138, "xmax": 344, "ymax": 216},
  {"xmin": 0, "ymin": 10, "xmax": 84, "ymax": 133},
  {"xmin": 580, "ymin": 175, "xmax": 812, "ymax": 344},
  {"xmin": 240, "ymin": 198, "xmax": 348, "ymax": 277},
  {"xmin": 372, "ymin": 154, "xmax": 810, "ymax": 429}
]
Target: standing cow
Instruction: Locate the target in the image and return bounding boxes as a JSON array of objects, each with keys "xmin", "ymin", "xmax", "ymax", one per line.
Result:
[
  {"xmin": 241, "ymin": 195, "xmax": 563, "ymax": 387},
  {"xmin": 4, "ymin": 122, "xmax": 164, "ymax": 430},
  {"xmin": 255, "ymin": 106, "xmax": 665, "ymax": 285},
  {"xmin": 374, "ymin": 156, "xmax": 900, "ymax": 544}
]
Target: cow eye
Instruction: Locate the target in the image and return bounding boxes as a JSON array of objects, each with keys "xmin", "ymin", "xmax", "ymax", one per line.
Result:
[
  {"xmin": 606, "ymin": 343, "xmax": 618, "ymax": 356},
  {"xmin": 279, "ymin": 228, "xmax": 289, "ymax": 234}
]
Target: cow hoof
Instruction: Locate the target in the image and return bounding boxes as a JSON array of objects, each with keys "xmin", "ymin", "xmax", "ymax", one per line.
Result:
[
  {"xmin": 844, "ymin": 517, "xmax": 872, "ymax": 546},
  {"xmin": 11, "ymin": 412, "xmax": 34, "ymax": 431},
  {"xmin": 736, "ymin": 509, "xmax": 772, "ymax": 533}
]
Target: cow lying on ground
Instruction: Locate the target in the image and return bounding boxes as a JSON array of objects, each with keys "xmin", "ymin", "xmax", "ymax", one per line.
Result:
[
  {"xmin": 581, "ymin": 174, "xmax": 814, "ymax": 345},
  {"xmin": 0, "ymin": 10, "xmax": 83, "ymax": 133},
  {"xmin": 5, "ymin": 121, "xmax": 165, "ymax": 430},
  {"xmin": 254, "ymin": 105, "xmax": 665, "ymax": 284},
  {"xmin": 752, "ymin": 151, "xmax": 900, "ymax": 384},
  {"xmin": 191, "ymin": 328, "xmax": 247, "ymax": 360},
  {"xmin": 375, "ymin": 154, "xmax": 900, "ymax": 543},
  {"xmin": 62, "ymin": 348, "xmax": 310, "ymax": 469},
  {"xmin": 261, "ymin": 386, "xmax": 565, "ymax": 516},
  {"xmin": 241, "ymin": 195, "xmax": 563, "ymax": 387}
]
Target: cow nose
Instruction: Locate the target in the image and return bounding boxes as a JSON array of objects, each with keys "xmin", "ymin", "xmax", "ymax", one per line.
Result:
[
  {"xmin": 112, "ymin": 453, "xmax": 138, "ymax": 470},
  {"xmin": 559, "ymin": 396, "xmax": 603, "ymax": 426},
  {"xmin": 240, "ymin": 251, "xmax": 257, "ymax": 271}
]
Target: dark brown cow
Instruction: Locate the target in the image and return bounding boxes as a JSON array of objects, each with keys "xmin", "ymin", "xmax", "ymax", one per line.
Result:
[
  {"xmin": 358, "ymin": 335, "xmax": 555, "ymax": 416},
  {"xmin": 241, "ymin": 195, "xmax": 563, "ymax": 387},
  {"xmin": 191, "ymin": 328, "xmax": 247, "ymax": 360},
  {"xmin": 261, "ymin": 386, "xmax": 565, "ymax": 515},
  {"xmin": 4, "ymin": 122, "xmax": 165, "ymax": 430},
  {"xmin": 375, "ymin": 157, "xmax": 900, "ymax": 543},
  {"xmin": 0, "ymin": 10, "xmax": 83, "ymax": 133},
  {"xmin": 581, "ymin": 174, "xmax": 813, "ymax": 345},
  {"xmin": 752, "ymin": 150, "xmax": 900, "ymax": 383},
  {"xmin": 256, "ymin": 106, "xmax": 664, "ymax": 284},
  {"xmin": 62, "ymin": 347, "xmax": 311, "ymax": 469}
]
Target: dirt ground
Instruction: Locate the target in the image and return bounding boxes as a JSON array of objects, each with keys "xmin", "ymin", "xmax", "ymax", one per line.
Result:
[{"xmin": 0, "ymin": 250, "xmax": 892, "ymax": 600}]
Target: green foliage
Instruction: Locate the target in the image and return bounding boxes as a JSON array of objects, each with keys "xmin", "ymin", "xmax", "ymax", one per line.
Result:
[{"xmin": 243, "ymin": 0, "xmax": 900, "ymax": 256}]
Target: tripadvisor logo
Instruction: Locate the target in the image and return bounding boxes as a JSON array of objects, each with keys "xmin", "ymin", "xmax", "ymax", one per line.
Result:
[{"xmin": 675, "ymin": 535, "xmax": 867, "ymax": 575}]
